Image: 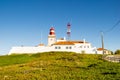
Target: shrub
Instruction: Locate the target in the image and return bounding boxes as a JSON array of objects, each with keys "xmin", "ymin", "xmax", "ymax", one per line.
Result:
[{"xmin": 114, "ymin": 50, "xmax": 120, "ymax": 55}]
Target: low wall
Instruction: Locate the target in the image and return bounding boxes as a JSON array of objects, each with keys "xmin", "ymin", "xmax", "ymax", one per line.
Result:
[{"xmin": 8, "ymin": 46, "xmax": 46, "ymax": 55}]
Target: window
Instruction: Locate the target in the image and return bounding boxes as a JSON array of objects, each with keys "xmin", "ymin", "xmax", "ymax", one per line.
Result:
[
  {"xmin": 58, "ymin": 47, "xmax": 61, "ymax": 49},
  {"xmin": 87, "ymin": 46, "xmax": 89, "ymax": 48},
  {"xmin": 80, "ymin": 46, "xmax": 82, "ymax": 48},
  {"xmin": 66, "ymin": 47, "xmax": 68, "ymax": 49},
  {"xmin": 51, "ymin": 39, "xmax": 53, "ymax": 41},
  {"xmin": 69, "ymin": 47, "xmax": 72, "ymax": 49},
  {"xmin": 66, "ymin": 46, "xmax": 72, "ymax": 49},
  {"xmin": 55, "ymin": 46, "xmax": 61, "ymax": 49},
  {"xmin": 55, "ymin": 47, "xmax": 57, "ymax": 49},
  {"xmin": 84, "ymin": 46, "xmax": 86, "ymax": 48}
]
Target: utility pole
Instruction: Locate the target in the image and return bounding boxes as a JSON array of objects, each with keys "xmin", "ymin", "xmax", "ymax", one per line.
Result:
[{"xmin": 101, "ymin": 32, "xmax": 104, "ymax": 54}]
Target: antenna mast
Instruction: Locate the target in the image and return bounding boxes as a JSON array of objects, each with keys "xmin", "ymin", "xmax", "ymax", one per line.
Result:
[{"xmin": 67, "ymin": 23, "xmax": 71, "ymax": 41}]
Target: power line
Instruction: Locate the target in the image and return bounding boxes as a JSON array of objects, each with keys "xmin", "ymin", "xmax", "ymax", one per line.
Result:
[
  {"xmin": 99, "ymin": 19, "xmax": 120, "ymax": 51},
  {"xmin": 105, "ymin": 19, "xmax": 120, "ymax": 33}
]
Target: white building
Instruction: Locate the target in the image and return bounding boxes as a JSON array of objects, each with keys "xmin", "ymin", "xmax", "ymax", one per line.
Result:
[{"xmin": 9, "ymin": 27, "xmax": 100, "ymax": 55}]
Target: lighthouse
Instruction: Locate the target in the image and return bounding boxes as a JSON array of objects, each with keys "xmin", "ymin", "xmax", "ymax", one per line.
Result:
[{"xmin": 48, "ymin": 27, "xmax": 56, "ymax": 46}]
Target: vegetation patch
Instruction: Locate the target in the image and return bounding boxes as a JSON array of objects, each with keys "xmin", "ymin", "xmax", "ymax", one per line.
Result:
[{"xmin": 0, "ymin": 52, "xmax": 120, "ymax": 80}]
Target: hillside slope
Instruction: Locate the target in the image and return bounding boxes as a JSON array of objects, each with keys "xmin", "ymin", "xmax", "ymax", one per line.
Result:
[{"xmin": 0, "ymin": 52, "xmax": 120, "ymax": 80}]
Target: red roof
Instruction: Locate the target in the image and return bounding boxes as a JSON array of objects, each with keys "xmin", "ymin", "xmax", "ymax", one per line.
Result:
[
  {"xmin": 53, "ymin": 41, "xmax": 74, "ymax": 45},
  {"xmin": 97, "ymin": 48, "xmax": 107, "ymax": 51},
  {"xmin": 97, "ymin": 48, "xmax": 103, "ymax": 51},
  {"xmin": 53, "ymin": 41, "xmax": 88, "ymax": 45},
  {"xmin": 38, "ymin": 44, "xmax": 45, "ymax": 46}
]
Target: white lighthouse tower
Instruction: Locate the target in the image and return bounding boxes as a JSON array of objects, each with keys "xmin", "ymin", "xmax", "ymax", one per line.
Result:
[{"xmin": 48, "ymin": 27, "xmax": 56, "ymax": 46}]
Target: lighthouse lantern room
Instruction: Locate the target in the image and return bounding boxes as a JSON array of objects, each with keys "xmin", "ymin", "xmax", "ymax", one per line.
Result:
[{"xmin": 48, "ymin": 27, "xmax": 56, "ymax": 46}]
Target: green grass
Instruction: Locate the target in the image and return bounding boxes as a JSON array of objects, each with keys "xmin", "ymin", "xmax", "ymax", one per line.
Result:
[
  {"xmin": 0, "ymin": 54, "xmax": 35, "ymax": 66},
  {"xmin": 0, "ymin": 52, "xmax": 120, "ymax": 80}
]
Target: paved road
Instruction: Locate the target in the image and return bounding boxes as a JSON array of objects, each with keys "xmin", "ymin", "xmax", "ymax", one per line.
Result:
[{"xmin": 104, "ymin": 55, "xmax": 120, "ymax": 63}]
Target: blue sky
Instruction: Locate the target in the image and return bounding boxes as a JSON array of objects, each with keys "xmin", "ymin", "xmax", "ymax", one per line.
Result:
[{"xmin": 0, "ymin": 0, "xmax": 120, "ymax": 55}]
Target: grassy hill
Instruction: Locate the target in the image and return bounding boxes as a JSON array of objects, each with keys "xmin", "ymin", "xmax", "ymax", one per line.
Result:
[{"xmin": 0, "ymin": 52, "xmax": 120, "ymax": 80}]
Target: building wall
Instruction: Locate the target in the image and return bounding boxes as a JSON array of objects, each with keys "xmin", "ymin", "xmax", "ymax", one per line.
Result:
[
  {"xmin": 8, "ymin": 43, "xmax": 97, "ymax": 55},
  {"xmin": 52, "ymin": 43, "xmax": 97, "ymax": 54},
  {"xmin": 97, "ymin": 51, "xmax": 103, "ymax": 54},
  {"xmin": 96, "ymin": 50, "xmax": 111, "ymax": 54},
  {"xmin": 48, "ymin": 35, "xmax": 56, "ymax": 46}
]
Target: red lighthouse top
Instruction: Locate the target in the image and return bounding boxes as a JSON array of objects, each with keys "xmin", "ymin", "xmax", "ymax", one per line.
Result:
[{"xmin": 49, "ymin": 27, "xmax": 55, "ymax": 35}]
